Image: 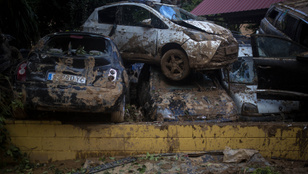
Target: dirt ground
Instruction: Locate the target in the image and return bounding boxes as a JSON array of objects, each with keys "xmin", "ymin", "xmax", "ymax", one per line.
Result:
[{"xmin": 2, "ymin": 152, "xmax": 308, "ymax": 174}]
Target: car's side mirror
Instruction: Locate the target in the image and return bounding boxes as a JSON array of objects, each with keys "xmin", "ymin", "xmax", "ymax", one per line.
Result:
[
  {"xmin": 141, "ymin": 19, "xmax": 153, "ymax": 28},
  {"xmin": 296, "ymin": 51, "xmax": 308, "ymax": 62}
]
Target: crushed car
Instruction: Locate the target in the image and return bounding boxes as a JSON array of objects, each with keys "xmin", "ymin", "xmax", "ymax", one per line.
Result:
[
  {"xmin": 221, "ymin": 34, "xmax": 308, "ymax": 121},
  {"xmin": 221, "ymin": 56, "xmax": 300, "ymax": 121},
  {"xmin": 14, "ymin": 32, "xmax": 129, "ymax": 122},
  {"xmin": 138, "ymin": 65, "xmax": 238, "ymax": 122},
  {"xmin": 82, "ymin": 0, "xmax": 238, "ymax": 81},
  {"xmin": 258, "ymin": 0, "xmax": 308, "ymax": 48}
]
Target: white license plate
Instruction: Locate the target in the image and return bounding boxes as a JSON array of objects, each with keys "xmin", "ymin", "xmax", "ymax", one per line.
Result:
[{"xmin": 47, "ymin": 73, "xmax": 86, "ymax": 84}]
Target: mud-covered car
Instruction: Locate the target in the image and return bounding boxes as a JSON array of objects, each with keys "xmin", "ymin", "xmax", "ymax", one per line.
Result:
[
  {"xmin": 221, "ymin": 35, "xmax": 308, "ymax": 121},
  {"xmin": 83, "ymin": 1, "xmax": 238, "ymax": 81},
  {"xmin": 138, "ymin": 65, "xmax": 238, "ymax": 122},
  {"xmin": 221, "ymin": 56, "xmax": 300, "ymax": 121},
  {"xmin": 14, "ymin": 32, "xmax": 128, "ymax": 122}
]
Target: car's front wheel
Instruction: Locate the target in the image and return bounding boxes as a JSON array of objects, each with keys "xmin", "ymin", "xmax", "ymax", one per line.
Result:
[
  {"xmin": 161, "ymin": 49, "xmax": 190, "ymax": 81},
  {"xmin": 111, "ymin": 96, "xmax": 125, "ymax": 123}
]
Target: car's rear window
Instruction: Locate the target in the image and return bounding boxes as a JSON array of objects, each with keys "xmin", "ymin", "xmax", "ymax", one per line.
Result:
[{"xmin": 43, "ymin": 35, "xmax": 112, "ymax": 56}]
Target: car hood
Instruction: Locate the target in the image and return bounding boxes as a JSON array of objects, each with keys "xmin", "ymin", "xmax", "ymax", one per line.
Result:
[
  {"xmin": 154, "ymin": 90, "xmax": 238, "ymax": 121},
  {"xmin": 183, "ymin": 20, "xmax": 231, "ymax": 35}
]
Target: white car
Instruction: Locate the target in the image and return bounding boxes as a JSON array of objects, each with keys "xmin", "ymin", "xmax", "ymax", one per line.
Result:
[{"xmin": 83, "ymin": 1, "xmax": 238, "ymax": 81}]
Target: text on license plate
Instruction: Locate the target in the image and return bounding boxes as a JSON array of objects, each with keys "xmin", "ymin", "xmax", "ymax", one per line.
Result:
[{"xmin": 47, "ymin": 73, "xmax": 86, "ymax": 84}]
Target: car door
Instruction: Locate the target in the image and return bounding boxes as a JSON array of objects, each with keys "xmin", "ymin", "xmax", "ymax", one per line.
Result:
[
  {"xmin": 112, "ymin": 5, "xmax": 160, "ymax": 62},
  {"xmin": 251, "ymin": 34, "xmax": 308, "ymax": 100}
]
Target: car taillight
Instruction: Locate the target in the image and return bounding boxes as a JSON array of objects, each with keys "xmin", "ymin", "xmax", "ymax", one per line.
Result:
[
  {"xmin": 17, "ymin": 62, "xmax": 27, "ymax": 81},
  {"xmin": 108, "ymin": 68, "xmax": 117, "ymax": 82}
]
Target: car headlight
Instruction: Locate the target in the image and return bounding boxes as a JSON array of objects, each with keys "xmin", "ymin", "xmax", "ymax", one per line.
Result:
[
  {"xmin": 184, "ymin": 29, "xmax": 209, "ymax": 41},
  {"xmin": 241, "ymin": 103, "xmax": 258, "ymax": 115}
]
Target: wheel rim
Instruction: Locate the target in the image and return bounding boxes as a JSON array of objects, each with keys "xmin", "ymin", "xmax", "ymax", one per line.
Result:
[{"xmin": 162, "ymin": 53, "xmax": 188, "ymax": 79}]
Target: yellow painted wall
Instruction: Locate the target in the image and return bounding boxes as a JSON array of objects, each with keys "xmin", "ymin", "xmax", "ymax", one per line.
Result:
[{"xmin": 5, "ymin": 121, "xmax": 308, "ymax": 162}]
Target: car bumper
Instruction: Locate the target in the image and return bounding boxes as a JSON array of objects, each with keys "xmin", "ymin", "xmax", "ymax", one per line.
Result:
[{"xmin": 16, "ymin": 82, "xmax": 124, "ymax": 113}]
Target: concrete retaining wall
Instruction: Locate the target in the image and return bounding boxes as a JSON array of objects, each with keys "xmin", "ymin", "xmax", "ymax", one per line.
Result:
[{"xmin": 5, "ymin": 120, "xmax": 308, "ymax": 162}]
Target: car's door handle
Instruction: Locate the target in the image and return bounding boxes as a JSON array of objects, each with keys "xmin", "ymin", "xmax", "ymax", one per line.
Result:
[{"xmin": 258, "ymin": 65, "xmax": 271, "ymax": 69}]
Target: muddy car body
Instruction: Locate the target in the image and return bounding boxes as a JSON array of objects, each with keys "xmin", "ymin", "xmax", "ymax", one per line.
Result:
[
  {"xmin": 83, "ymin": 1, "xmax": 238, "ymax": 81},
  {"xmin": 14, "ymin": 32, "xmax": 128, "ymax": 122},
  {"xmin": 138, "ymin": 65, "xmax": 238, "ymax": 122},
  {"xmin": 258, "ymin": 0, "xmax": 308, "ymax": 48}
]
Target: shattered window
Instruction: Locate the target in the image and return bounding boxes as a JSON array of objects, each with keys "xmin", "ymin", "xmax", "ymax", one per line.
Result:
[
  {"xmin": 121, "ymin": 5, "xmax": 150, "ymax": 26},
  {"xmin": 44, "ymin": 35, "xmax": 112, "ymax": 56},
  {"xmin": 98, "ymin": 6, "xmax": 117, "ymax": 24},
  {"xmin": 225, "ymin": 57, "xmax": 256, "ymax": 84}
]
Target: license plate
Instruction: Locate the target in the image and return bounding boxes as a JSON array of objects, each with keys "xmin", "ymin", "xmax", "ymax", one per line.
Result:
[{"xmin": 47, "ymin": 73, "xmax": 86, "ymax": 84}]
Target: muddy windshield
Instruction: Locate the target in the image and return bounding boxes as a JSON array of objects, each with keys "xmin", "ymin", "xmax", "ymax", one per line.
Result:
[
  {"xmin": 155, "ymin": 5, "xmax": 183, "ymax": 21},
  {"xmin": 43, "ymin": 35, "xmax": 112, "ymax": 57},
  {"xmin": 226, "ymin": 57, "xmax": 257, "ymax": 84}
]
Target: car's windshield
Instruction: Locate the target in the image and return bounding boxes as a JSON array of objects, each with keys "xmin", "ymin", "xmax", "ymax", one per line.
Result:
[
  {"xmin": 154, "ymin": 5, "xmax": 184, "ymax": 21},
  {"xmin": 225, "ymin": 57, "xmax": 257, "ymax": 84},
  {"xmin": 43, "ymin": 35, "xmax": 112, "ymax": 56}
]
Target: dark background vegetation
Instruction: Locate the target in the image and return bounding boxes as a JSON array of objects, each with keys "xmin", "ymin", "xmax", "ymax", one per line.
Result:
[{"xmin": 0, "ymin": 0, "xmax": 202, "ymax": 49}]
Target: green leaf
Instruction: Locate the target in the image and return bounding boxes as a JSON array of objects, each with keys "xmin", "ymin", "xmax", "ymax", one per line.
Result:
[{"xmin": 137, "ymin": 165, "xmax": 147, "ymax": 173}]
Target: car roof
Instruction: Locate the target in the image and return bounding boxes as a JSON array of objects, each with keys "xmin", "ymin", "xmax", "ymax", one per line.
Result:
[
  {"xmin": 274, "ymin": 0, "xmax": 308, "ymax": 21},
  {"xmin": 45, "ymin": 32, "xmax": 112, "ymax": 42},
  {"xmin": 94, "ymin": 1, "xmax": 177, "ymax": 10}
]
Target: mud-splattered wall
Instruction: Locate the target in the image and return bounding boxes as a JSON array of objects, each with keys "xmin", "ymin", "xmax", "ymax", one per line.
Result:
[{"xmin": 5, "ymin": 121, "xmax": 308, "ymax": 162}]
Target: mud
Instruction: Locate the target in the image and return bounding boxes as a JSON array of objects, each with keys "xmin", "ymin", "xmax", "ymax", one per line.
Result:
[
  {"xmin": 3, "ymin": 151, "xmax": 307, "ymax": 174},
  {"xmin": 138, "ymin": 66, "xmax": 238, "ymax": 121}
]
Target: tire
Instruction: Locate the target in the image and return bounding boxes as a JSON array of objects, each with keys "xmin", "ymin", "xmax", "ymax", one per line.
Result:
[
  {"xmin": 161, "ymin": 49, "xmax": 190, "ymax": 81},
  {"xmin": 111, "ymin": 96, "xmax": 125, "ymax": 123}
]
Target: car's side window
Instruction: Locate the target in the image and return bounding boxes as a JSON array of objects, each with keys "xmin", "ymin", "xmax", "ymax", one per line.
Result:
[
  {"xmin": 120, "ymin": 5, "xmax": 168, "ymax": 29},
  {"xmin": 151, "ymin": 14, "xmax": 168, "ymax": 29},
  {"xmin": 98, "ymin": 6, "xmax": 118, "ymax": 24},
  {"xmin": 266, "ymin": 8, "xmax": 279, "ymax": 24},
  {"xmin": 298, "ymin": 21, "xmax": 308, "ymax": 48},
  {"xmin": 121, "ymin": 5, "xmax": 150, "ymax": 26},
  {"xmin": 253, "ymin": 36, "xmax": 307, "ymax": 57},
  {"xmin": 276, "ymin": 13, "xmax": 298, "ymax": 39}
]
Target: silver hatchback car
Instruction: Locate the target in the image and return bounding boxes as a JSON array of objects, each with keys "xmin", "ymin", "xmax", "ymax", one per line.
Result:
[{"xmin": 83, "ymin": 1, "xmax": 238, "ymax": 81}]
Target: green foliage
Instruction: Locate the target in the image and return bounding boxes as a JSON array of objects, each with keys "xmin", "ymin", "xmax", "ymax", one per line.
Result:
[
  {"xmin": 137, "ymin": 164, "xmax": 147, "ymax": 173},
  {"xmin": 0, "ymin": 0, "xmax": 39, "ymax": 48},
  {"xmin": 181, "ymin": 0, "xmax": 203, "ymax": 12},
  {"xmin": 0, "ymin": 74, "xmax": 30, "ymax": 173},
  {"xmin": 26, "ymin": 0, "xmax": 122, "ymax": 37}
]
